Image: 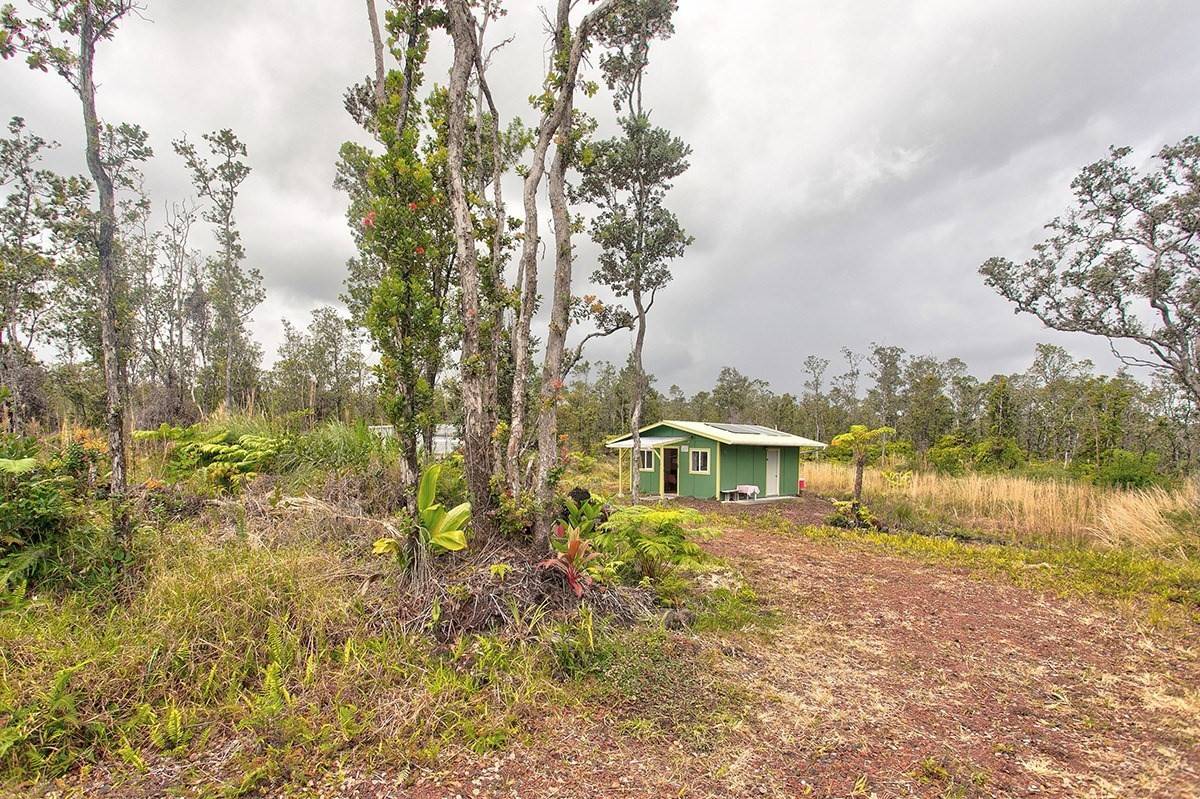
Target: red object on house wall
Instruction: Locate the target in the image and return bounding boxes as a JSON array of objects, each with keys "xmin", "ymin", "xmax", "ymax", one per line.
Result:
[{"xmin": 797, "ymin": 478, "xmax": 807, "ymax": 493}]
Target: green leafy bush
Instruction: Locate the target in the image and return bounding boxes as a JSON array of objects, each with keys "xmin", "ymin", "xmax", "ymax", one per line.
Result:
[
  {"xmin": 167, "ymin": 429, "xmax": 282, "ymax": 491},
  {"xmin": 0, "ymin": 434, "xmax": 38, "ymax": 459},
  {"xmin": 373, "ymin": 464, "xmax": 470, "ymax": 568},
  {"xmin": 433, "ymin": 453, "xmax": 468, "ymax": 507},
  {"xmin": 1096, "ymin": 449, "xmax": 1162, "ymax": 489},
  {"xmin": 593, "ymin": 506, "xmax": 706, "ymax": 581},
  {"xmin": 928, "ymin": 434, "xmax": 969, "ymax": 476},
  {"xmin": 972, "ymin": 436, "xmax": 1025, "ymax": 471},
  {"xmin": 826, "ymin": 500, "xmax": 885, "ymax": 530},
  {"xmin": 491, "ymin": 476, "xmax": 538, "ymax": 538},
  {"xmin": 0, "ymin": 456, "xmax": 77, "ymax": 589},
  {"xmin": 558, "ymin": 493, "xmax": 606, "ymax": 535}
]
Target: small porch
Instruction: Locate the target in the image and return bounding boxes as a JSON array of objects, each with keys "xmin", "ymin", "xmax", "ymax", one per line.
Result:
[{"xmin": 608, "ymin": 435, "xmax": 687, "ymax": 498}]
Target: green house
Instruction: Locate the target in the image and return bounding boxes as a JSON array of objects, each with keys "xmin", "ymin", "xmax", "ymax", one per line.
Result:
[{"xmin": 606, "ymin": 420, "xmax": 827, "ymax": 500}]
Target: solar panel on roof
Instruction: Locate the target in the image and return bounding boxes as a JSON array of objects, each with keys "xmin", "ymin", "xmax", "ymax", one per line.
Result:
[{"xmin": 708, "ymin": 423, "xmax": 778, "ymax": 435}]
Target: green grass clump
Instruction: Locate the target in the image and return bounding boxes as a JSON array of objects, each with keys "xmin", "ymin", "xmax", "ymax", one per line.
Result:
[{"xmin": 688, "ymin": 584, "xmax": 777, "ymax": 635}]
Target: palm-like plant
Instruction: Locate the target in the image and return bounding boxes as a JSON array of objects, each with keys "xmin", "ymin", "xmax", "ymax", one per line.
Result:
[
  {"xmin": 592, "ymin": 506, "xmax": 705, "ymax": 581},
  {"xmin": 830, "ymin": 425, "xmax": 896, "ymax": 504}
]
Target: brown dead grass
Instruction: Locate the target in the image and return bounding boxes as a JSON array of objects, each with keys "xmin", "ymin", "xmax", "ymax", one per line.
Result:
[{"xmin": 803, "ymin": 460, "xmax": 1199, "ymax": 552}]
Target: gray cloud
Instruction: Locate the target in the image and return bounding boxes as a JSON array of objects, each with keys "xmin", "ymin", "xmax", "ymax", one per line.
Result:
[{"xmin": 3, "ymin": 0, "xmax": 1197, "ymax": 396}]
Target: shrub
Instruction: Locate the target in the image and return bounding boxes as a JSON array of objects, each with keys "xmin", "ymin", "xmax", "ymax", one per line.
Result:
[
  {"xmin": 1096, "ymin": 449, "xmax": 1162, "ymax": 489},
  {"xmin": 928, "ymin": 434, "xmax": 969, "ymax": 476},
  {"xmin": 0, "ymin": 434, "xmax": 39, "ymax": 459},
  {"xmin": 0, "ymin": 456, "xmax": 78, "ymax": 589},
  {"xmin": 593, "ymin": 507, "xmax": 706, "ymax": 582},
  {"xmin": 972, "ymin": 436, "xmax": 1025, "ymax": 471},
  {"xmin": 168, "ymin": 429, "xmax": 283, "ymax": 492},
  {"xmin": 433, "ymin": 453, "xmax": 468, "ymax": 507},
  {"xmin": 491, "ymin": 476, "xmax": 538, "ymax": 538},
  {"xmin": 826, "ymin": 500, "xmax": 885, "ymax": 530},
  {"xmin": 540, "ymin": 524, "xmax": 601, "ymax": 597},
  {"xmin": 558, "ymin": 492, "xmax": 606, "ymax": 536}
]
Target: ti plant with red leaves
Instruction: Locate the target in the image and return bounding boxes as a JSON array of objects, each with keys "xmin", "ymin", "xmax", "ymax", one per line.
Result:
[{"xmin": 539, "ymin": 524, "xmax": 601, "ymax": 598}]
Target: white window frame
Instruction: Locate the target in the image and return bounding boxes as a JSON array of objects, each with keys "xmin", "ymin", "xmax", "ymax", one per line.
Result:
[
  {"xmin": 638, "ymin": 449, "xmax": 656, "ymax": 472},
  {"xmin": 689, "ymin": 447, "xmax": 711, "ymax": 475}
]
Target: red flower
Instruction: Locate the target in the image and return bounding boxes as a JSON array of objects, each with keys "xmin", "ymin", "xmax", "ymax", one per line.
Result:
[
  {"xmin": 362, "ymin": 210, "xmax": 377, "ymax": 228},
  {"xmin": 415, "ymin": 245, "xmax": 426, "ymax": 256},
  {"xmin": 408, "ymin": 201, "xmax": 419, "ymax": 211}
]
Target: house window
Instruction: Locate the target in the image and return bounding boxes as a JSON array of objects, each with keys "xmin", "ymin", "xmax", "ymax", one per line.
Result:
[
  {"xmin": 638, "ymin": 449, "xmax": 655, "ymax": 471},
  {"xmin": 689, "ymin": 448, "xmax": 710, "ymax": 474}
]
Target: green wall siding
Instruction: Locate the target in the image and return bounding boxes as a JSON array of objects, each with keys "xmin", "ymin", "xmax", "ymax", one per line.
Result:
[
  {"xmin": 719, "ymin": 443, "xmax": 801, "ymax": 496},
  {"xmin": 780, "ymin": 447, "xmax": 799, "ymax": 495}
]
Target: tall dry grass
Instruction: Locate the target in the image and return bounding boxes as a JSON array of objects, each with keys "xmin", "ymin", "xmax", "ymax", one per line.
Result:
[{"xmin": 802, "ymin": 460, "xmax": 1199, "ymax": 553}]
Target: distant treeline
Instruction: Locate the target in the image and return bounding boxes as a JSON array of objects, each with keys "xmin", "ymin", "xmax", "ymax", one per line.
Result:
[{"xmin": 556, "ymin": 343, "xmax": 1198, "ymax": 480}]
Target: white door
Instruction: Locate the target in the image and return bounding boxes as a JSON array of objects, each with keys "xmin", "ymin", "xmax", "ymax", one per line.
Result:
[{"xmin": 765, "ymin": 448, "xmax": 780, "ymax": 496}]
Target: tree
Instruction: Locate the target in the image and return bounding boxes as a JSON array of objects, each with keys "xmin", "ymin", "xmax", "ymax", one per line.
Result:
[
  {"xmin": 711, "ymin": 366, "xmax": 768, "ymax": 422},
  {"xmin": 0, "ymin": 117, "xmax": 85, "ymax": 431},
  {"xmin": 831, "ymin": 424, "xmax": 895, "ymax": 504},
  {"xmin": 576, "ymin": 0, "xmax": 689, "ymax": 502},
  {"xmin": 174, "ymin": 129, "xmax": 262, "ymax": 413},
  {"xmin": 342, "ymin": 1, "xmax": 461, "ymax": 488},
  {"xmin": 445, "ymin": 0, "xmax": 501, "ymax": 534},
  {"xmin": 267, "ymin": 306, "xmax": 366, "ymax": 421},
  {"xmin": 899, "ymin": 356, "xmax": 952, "ymax": 452},
  {"xmin": 866, "ymin": 343, "xmax": 905, "ymax": 428},
  {"xmin": 981, "ymin": 136, "xmax": 1200, "ymax": 405},
  {"xmin": 158, "ymin": 200, "xmax": 201, "ymax": 412},
  {"xmin": 3, "ymin": 0, "xmax": 147, "ymax": 545},
  {"xmin": 504, "ymin": 0, "xmax": 618, "ymax": 499}
]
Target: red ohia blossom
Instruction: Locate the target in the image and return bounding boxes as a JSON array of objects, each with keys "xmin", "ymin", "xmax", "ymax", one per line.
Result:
[
  {"xmin": 414, "ymin": 245, "xmax": 426, "ymax": 256},
  {"xmin": 362, "ymin": 210, "xmax": 377, "ymax": 228},
  {"xmin": 408, "ymin": 201, "xmax": 419, "ymax": 211}
]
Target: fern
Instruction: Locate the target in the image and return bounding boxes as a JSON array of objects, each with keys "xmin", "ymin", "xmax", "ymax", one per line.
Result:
[{"xmin": 594, "ymin": 506, "xmax": 710, "ymax": 580}]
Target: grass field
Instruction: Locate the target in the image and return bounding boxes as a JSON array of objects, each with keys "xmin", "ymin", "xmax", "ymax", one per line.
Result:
[{"xmin": 802, "ymin": 459, "xmax": 1200, "ymax": 555}]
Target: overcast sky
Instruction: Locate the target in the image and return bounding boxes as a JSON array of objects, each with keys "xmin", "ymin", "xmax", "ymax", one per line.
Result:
[{"xmin": 4, "ymin": 0, "xmax": 1199, "ymax": 396}]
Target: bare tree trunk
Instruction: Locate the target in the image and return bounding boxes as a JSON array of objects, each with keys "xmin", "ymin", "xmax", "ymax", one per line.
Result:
[
  {"xmin": 629, "ymin": 290, "xmax": 648, "ymax": 502},
  {"xmin": 531, "ymin": 94, "xmax": 575, "ymax": 551},
  {"xmin": 506, "ymin": 0, "xmax": 618, "ymax": 497},
  {"xmin": 854, "ymin": 456, "xmax": 864, "ymax": 504},
  {"xmin": 473, "ymin": 2, "xmax": 506, "ymax": 495},
  {"xmin": 446, "ymin": 0, "xmax": 497, "ymax": 536},
  {"xmin": 224, "ymin": 338, "xmax": 233, "ymax": 412},
  {"xmin": 80, "ymin": 7, "xmax": 130, "ymax": 545},
  {"xmin": 365, "ymin": 0, "xmax": 387, "ymax": 109}
]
